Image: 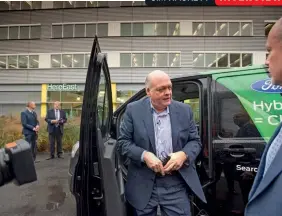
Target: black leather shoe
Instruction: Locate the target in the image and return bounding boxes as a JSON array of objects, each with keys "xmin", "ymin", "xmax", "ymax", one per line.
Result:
[{"xmin": 46, "ymin": 156, "xmax": 55, "ymax": 160}]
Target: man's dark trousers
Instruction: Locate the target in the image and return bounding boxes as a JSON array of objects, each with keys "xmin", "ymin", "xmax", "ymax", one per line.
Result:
[
  {"xmin": 24, "ymin": 133, "xmax": 37, "ymax": 160},
  {"xmin": 49, "ymin": 126, "xmax": 63, "ymax": 157}
]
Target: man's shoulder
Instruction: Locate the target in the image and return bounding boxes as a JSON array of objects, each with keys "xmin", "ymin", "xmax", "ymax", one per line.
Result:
[{"xmin": 127, "ymin": 97, "xmax": 149, "ymax": 109}]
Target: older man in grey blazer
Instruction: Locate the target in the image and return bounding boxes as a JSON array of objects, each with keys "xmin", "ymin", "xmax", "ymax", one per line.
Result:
[
  {"xmin": 117, "ymin": 70, "xmax": 206, "ymax": 216},
  {"xmin": 245, "ymin": 17, "xmax": 282, "ymax": 216}
]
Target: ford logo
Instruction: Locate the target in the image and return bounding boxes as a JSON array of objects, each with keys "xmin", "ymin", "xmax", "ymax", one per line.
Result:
[{"xmin": 251, "ymin": 79, "xmax": 282, "ymax": 93}]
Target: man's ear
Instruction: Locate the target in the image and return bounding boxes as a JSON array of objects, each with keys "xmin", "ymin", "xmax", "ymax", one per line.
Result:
[{"xmin": 146, "ymin": 87, "xmax": 151, "ymax": 96}]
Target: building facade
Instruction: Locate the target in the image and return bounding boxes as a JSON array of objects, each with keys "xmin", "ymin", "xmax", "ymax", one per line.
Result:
[{"xmin": 0, "ymin": 1, "xmax": 280, "ymax": 117}]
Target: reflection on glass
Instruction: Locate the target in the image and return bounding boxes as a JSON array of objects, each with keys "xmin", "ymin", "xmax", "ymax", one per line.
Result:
[
  {"xmin": 29, "ymin": 55, "xmax": 39, "ymax": 68},
  {"xmin": 87, "ymin": 1, "xmax": 98, "ymax": 7},
  {"xmin": 73, "ymin": 54, "xmax": 84, "ymax": 68},
  {"xmin": 9, "ymin": 26, "xmax": 19, "ymax": 39},
  {"xmin": 53, "ymin": 1, "xmax": 63, "ymax": 8},
  {"xmin": 97, "ymin": 23, "xmax": 108, "ymax": 37},
  {"xmin": 64, "ymin": 1, "xmax": 74, "ymax": 8},
  {"xmin": 85, "ymin": 54, "xmax": 90, "ymax": 67},
  {"xmin": 120, "ymin": 53, "xmax": 131, "ymax": 67},
  {"xmin": 98, "ymin": 1, "xmax": 108, "ymax": 7},
  {"xmin": 21, "ymin": 1, "xmax": 31, "ymax": 10},
  {"xmin": 230, "ymin": 53, "xmax": 241, "ymax": 67},
  {"xmin": 133, "ymin": 23, "xmax": 143, "ymax": 36},
  {"xmin": 86, "ymin": 24, "xmax": 96, "ymax": 37},
  {"xmin": 63, "ymin": 24, "xmax": 73, "ymax": 38},
  {"xmin": 168, "ymin": 22, "xmax": 180, "ymax": 36},
  {"xmin": 205, "ymin": 53, "xmax": 216, "ymax": 67},
  {"xmin": 0, "ymin": 56, "xmax": 6, "ymax": 69},
  {"xmin": 242, "ymin": 53, "xmax": 252, "ymax": 67},
  {"xmin": 116, "ymin": 90, "xmax": 137, "ymax": 108},
  {"xmin": 75, "ymin": 24, "xmax": 85, "ymax": 37},
  {"xmin": 47, "ymin": 91, "xmax": 60, "ymax": 102},
  {"xmin": 18, "ymin": 55, "xmax": 28, "ymax": 68},
  {"xmin": 217, "ymin": 53, "xmax": 228, "ymax": 68},
  {"xmin": 19, "ymin": 26, "xmax": 29, "ymax": 39},
  {"xmin": 241, "ymin": 22, "xmax": 252, "ymax": 36},
  {"xmin": 216, "ymin": 22, "xmax": 228, "ymax": 36},
  {"xmin": 169, "ymin": 53, "xmax": 180, "ymax": 67},
  {"xmin": 52, "ymin": 25, "xmax": 62, "ymax": 38},
  {"xmin": 30, "ymin": 25, "xmax": 41, "ymax": 39},
  {"xmin": 51, "ymin": 54, "xmax": 61, "ymax": 68},
  {"xmin": 0, "ymin": 27, "xmax": 8, "ymax": 40},
  {"xmin": 229, "ymin": 22, "xmax": 240, "ymax": 36},
  {"xmin": 0, "ymin": 2, "xmax": 9, "ymax": 10},
  {"xmin": 61, "ymin": 91, "xmax": 84, "ymax": 103},
  {"xmin": 132, "ymin": 53, "xmax": 143, "ymax": 67},
  {"xmin": 11, "ymin": 1, "xmax": 20, "ymax": 10},
  {"xmin": 205, "ymin": 22, "xmax": 216, "ymax": 36},
  {"xmin": 62, "ymin": 54, "xmax": 72, "ymax": 68},
  {"xmin": 184, "ymin": 98, "xmax": 200, "ymax": 123},
  {"xmin": 121, "ymin": 23, "xmax": 132, "ymax": 36},
  {"xmin": 8, "ymin": 56, "xmax": 17, "ymax": 68},
  {"xmin": 32, "ymin": 1, "xmax": 41, "ymax": 9},
  {"xmin": 193, "ymin": 53, "xmax": 204, "ymax": 67},
  {"xmin": 192, "ymin": 23, "xmax": 204, "ymax": 36}
]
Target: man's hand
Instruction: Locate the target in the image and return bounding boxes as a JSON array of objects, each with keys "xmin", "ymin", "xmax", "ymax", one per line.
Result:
[
  {"xmin": 143, "ymin": 152, "xmax": 165, "ymax": 176},
  {"xmin": 35, "ymin": 125, "xmax": 39, "ymax": 131},
  {"xmin": 164, "ymin": 151, "xmax": 187, "ymax": 173},
  {"xmin": 51, "ymin": 120, "xmax": 58, "ymax": 124}
]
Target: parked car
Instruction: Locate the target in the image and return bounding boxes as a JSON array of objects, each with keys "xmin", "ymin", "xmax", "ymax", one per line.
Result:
[{"xmin": 69, "ymin": 36, "xmax": 278, "ymax": 216}]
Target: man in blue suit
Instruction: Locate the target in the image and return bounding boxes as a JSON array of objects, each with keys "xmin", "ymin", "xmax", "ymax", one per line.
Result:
[
  {"xmin": 245, "ymin": 18, "xmax": 282, "ymax": 215},
  {"xmin": 45, "ymin": 101, "xmax": 67, "ymax": 160},
  {"xmin": 21, "ymin": 101, "xmax": 39, "ymax": 161},
  {"xmin": 117, "ymin": 70, "xmax": 206, "ymax": 216}
]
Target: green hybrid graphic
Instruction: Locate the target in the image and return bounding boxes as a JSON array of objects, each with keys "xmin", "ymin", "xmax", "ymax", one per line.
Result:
[{"xmin": 206, "ymin": 65, "xmax": 282, "ymax": 142}]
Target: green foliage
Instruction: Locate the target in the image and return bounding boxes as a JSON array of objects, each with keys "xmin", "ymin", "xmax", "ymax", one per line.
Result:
[{"xmin": 0, "ymin": 115, "xmax": 80, "ymax": 152}]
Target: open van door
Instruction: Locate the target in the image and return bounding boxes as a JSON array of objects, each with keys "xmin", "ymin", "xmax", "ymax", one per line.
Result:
[{"xmin": 73, "ymin": 36, "xmax": 127, "ymax": 216}]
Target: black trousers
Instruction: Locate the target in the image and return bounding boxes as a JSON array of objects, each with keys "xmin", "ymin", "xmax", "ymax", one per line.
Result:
[
  {"xmin": 49, "ymin": 127, "xmax": 63, "ymax": 157},
  {"xmin": 24, "ymin": 133, "xmax": 37, "ymax": 160}
]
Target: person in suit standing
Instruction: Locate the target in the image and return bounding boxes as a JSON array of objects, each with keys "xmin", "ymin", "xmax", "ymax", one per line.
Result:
[
  {"xmin": 21, "ymin": 101, "xmax": 40, "ymax": 162},
  {"xmin": 45, "ymin": 101, "xmax": 67, "ymax": 160},
  {"xmin": 117, "ymin": 70, "xmax": 206, "ymax": 216},
  {"xmin": 245, "ymin": 17, "xmax": 282, "ymax": 216}
]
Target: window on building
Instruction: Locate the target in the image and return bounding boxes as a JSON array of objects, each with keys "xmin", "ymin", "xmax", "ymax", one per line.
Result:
[
  {"xmin": 97, "ymin": 1, "xmax": 108, "ymax": 7},
  {"xmin": 18, "ymin": 55, "xmax": 28, "ymax": 68},
  {"xmin": 51, "ymin": 54, "xmax": 61, "ymax": 68},
  {"xmin": 53, "ymin": 1, "xmax": 64, "ymax": 8},
  {"xmin": 241, "ymin": 22, "xmax": 252, "ymax": 36},
  {"xmin": 156, "ymin": 23, "xmax": 167, "ymax": 36},
  {"xmin": 193, "ymin": 53, "xmax": 205, "ymax": 67},
  {"xmin": 0, "ymin": 1, "xmax": 9, "ymax": 10},
  {"xmin": 64, "ymin": 1, "xmax": 75, "ymax": 8},
  {"xmin": 0, "ymin": 56, "xmax": 6, "ymax": 69},
  {"xmin": 62, "ymin": 54, "xmax": 72, "ymax": 68},
  {"xmin": 73, "ymin": 54, "xmax": 84, "ymax": 68},
  {"xmin": 155, "ymin": 53, "xmax": 168, "ymax": 67},
  {"xmin": 11, "ymin": 1, "xmax": 20, "ymax": 10},
  {"xmin": 121, "ymin": 23, "xmax": 131, "ymax": 36},
  {"xmin": 132, "ymin": 23, "xmax": 143, "ymax": 36},
  {"xmin": 9, "ymin": 26, "xmax": 19, "ymax": 39},
  {"xmin": 132, "ymin": 53, "xmax": 143, "ymax": 67},
  {"xmin": 32, "ymin": 1, "xmax": 42, "ymax": 9},
  {"xmin": 86, "ymin": 1, "xmax": 98, "ymax": 7},
  {"xmin": 193, "ymin": 52, "xmax": 253, "ymax": 68},
  {"xmin": 52, "ymin": 25, "xmax": 62, "ymax": 38},
  {"xmin": 0, "ymin": 27, "xmax": 8, "ymax": 39},
  {"xmin": 97, "ymin": 23, "xmax": 108, "ymax": 37},
  {"xmin": 169, "ymin": 53, "xmax": 180, "ymax": 67},
  {"xmin": 229, "ymin": 22, "xmax": 240, "ymax": 36},
  {"xmin": 63, "ymin": 24, "xmax": 74, "ymax": 38},
  {"xmin": 120, "ymin": 53, "xmax": 131, "ymax": 67},
  {"xmin": 192, "ymin": 23, "xmax": 204, "ymax": 36},
  {"xmin": 30, "ymin": 25, "xmax": 41, "ymax": 39},
  {"xmin": 74, "ymin": 24, "xmax": 85, "ymax": 37},
  {"xmin": 144, "ymin": 53, "xmax": 154, "ymax": 67},
  {"xmin": 205, "ymin": 53, "xmax": 217, "ymax": 67},
  {"xmin": 8, "ymin": 56, "xmax": 17, "ymax": 69},
  {"xmin": 86, "ymin": 24, "xmax": 96, "ymax": 37},
  {"xmin": 29, "ymin": 55, "xmax": 39, "ymax": 68},
  {"xmin": 168, "ymin": 22, "xmax": 180, "ymax": 36},
  {"xmin": 265, "ymin": 22, "xmax": 275, "ymax": 37},
  {"xmin": 85, "ymin": 54, "xmax": 90, "ymax": 67},
  {"xmin": 21, "ymin": 1, "xmax": 32, "ymax": 10},
  {"xmin": 19, "ymin": 26, "xmax": 30, "ymax": 39},
  {"xmin": 216, "ymin": 22, "xmax": 228, "ymax": 36},
  {"xmin": 205, "ymin": 22, "xmax": 216, "ymax": 36}
]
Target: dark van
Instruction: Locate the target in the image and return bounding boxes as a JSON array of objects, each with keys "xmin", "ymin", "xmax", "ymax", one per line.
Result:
[{"xmin": 69, "ymin": 37, "xmax": 277, "ymax": 216}]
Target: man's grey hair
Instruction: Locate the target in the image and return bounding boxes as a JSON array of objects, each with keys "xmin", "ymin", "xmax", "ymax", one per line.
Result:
[
  {"xmin": 26, "ymin": 101, "xmax": 35, "ymax": 107},
  {"xmin": 272, "ymin": 17, "xmax": 282, "ymax": 42},
  {"xmin": 145, "ymin": 70, "xmax": 168, "ymax": 89}
]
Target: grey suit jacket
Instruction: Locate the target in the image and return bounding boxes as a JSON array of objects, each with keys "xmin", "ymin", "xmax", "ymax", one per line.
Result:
[
  {"xmin": 117, "ymin": 97, "xmax": 206, "ymax": 210},
  {"xmin": 245, "ymin": 123, "xmax": 282, "ymax": 216}
]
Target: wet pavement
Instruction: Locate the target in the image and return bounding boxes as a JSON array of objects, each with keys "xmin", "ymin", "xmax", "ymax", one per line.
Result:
[{"xmin": 0, "ymin": 153, "xmax": 76, "ymax": 216}]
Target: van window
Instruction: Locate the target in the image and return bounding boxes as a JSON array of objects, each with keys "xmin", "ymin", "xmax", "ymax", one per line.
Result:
[{"xmin": 216, "ymin": 82, "xmax": 262, "ymax": 139}]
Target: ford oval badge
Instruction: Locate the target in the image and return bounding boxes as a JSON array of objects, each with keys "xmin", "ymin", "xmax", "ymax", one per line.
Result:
[{"xmin": 251, "ymin": 79, "xmax": 282, "ymax": 93}]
